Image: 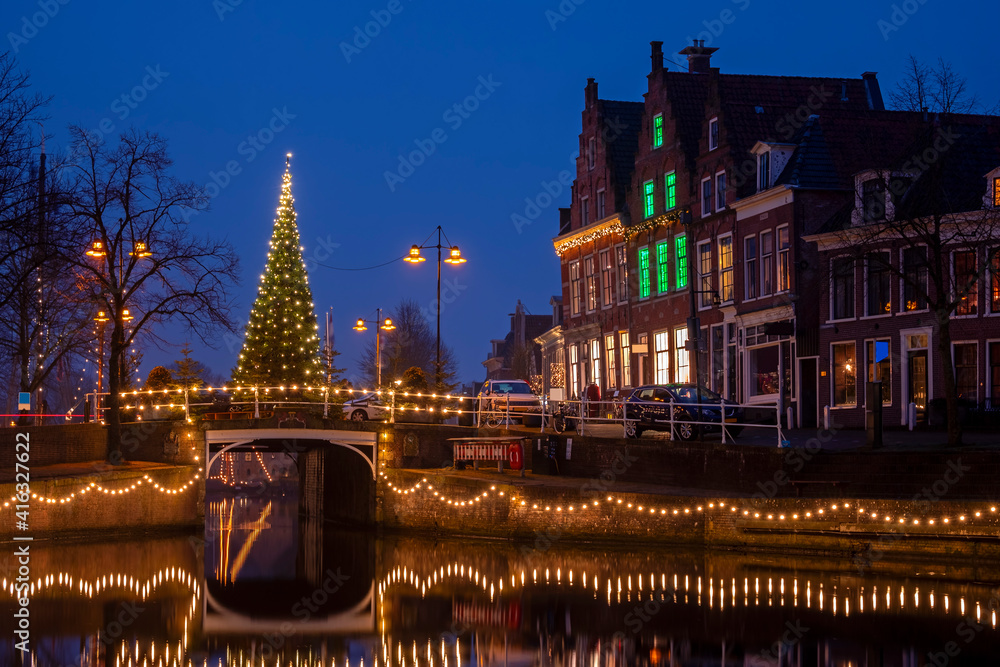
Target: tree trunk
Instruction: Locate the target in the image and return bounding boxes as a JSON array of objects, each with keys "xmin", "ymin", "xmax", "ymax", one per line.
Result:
[
  {"xmin": 106, "ymin": 322, "xmax": 124, "ymax": 464},
  {"xmin": 936, "ymin": 311, "xmax": 963, "ymax": 447}
]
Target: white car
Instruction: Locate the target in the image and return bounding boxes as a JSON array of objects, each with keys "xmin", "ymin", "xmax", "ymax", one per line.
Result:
[
  {"xmin": 477, "ymin": 380, "xmax": 542, "ymax": 425},
  {"xmin": 342, "ymin": 394, "xmax": 388, "ymax": 421}
]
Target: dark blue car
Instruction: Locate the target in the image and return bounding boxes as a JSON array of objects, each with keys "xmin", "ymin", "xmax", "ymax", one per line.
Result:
[{"xmin": 623, "ymin": 384, "xmax": 743, "ymax": 440}]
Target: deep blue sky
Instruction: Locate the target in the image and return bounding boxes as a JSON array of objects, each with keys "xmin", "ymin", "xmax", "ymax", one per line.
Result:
[{"xmin": 4, "ymin": 0, "xmax": 997, "ymax": 387}]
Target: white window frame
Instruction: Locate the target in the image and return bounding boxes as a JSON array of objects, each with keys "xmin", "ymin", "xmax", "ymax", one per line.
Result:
[
  {"xmin": 864, "ymin": 337, "xmax": 893, "ymax": 407},
  {"xmin": 760, "ymin": 229, "xmax": 773, "ymax": 297},
  {"xmin": 620, "ymin": 331, "xmax": 631, "ymax": 387},
  {"xmin": 744, "ymin": 234, "xmax": 758, "ymax": 301},
  {"xmin": 776, "ymin": 224, "xmax": 790, "ymax": 294},
  {"xmin": 590, "ymin": 338, "xmax": 602, "ymax": 387},
  {"xmin": 701, "ymin": 177, "xmax": 712, "ymax": 218},
  {"xmin": 697, "ymin": 239, "xmax": 713, "ymax": 310},
  {"xmin": 708, "ymin": 117, "xmax": 719, "ymax": 151},
  {"xmin": 862, "ymin": 250, "xmax": 892, "ymax": 319},
  {"xmin": 653, "ymin": 330, "xmax": 670, "ymax": 384},
  {"xmin": 584, "ymin": 254, "xmax": 597, "ymax": 313},
  {"xmin": 599, "ymin": 248, "xmax": 613, "ymax": 309},
  {"xmin": 829, "ymin": 254, "xmax": 857, "ymax": 323},
  {"xmin": 605, "ymin": 334, "xmax": 617, "ymax": 389},
  {"xmin": 615, "ymin": 243, "xmax": 628, "ymax": 304},
  {"xmin": 674, "ymin": 327, "xmax": 690, "ymax": 383},
  {"xmin": 900, "ymin": 245, "xmax": 930, "ymax": 315},
  {"xmin": 715, "ymin": 170, "xmax": 726, "ymax": 211},
  {"xmin": 718, "ymin": 233, "xmax": 734, "ymax": 304},
  {"xmin": 569, "ymin": 260, "xmax": 582, "ymax": 316},
  {"xmin": 758, "ymin": 151, "xmax": 771, "ymax": 191},
  {"xmin": 830, "ymin": 340, "xmax": 858, "ymax": 408}
]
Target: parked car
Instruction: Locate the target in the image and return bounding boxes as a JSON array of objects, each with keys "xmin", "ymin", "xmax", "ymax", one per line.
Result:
[
  {"xmin": 623, "ymin": 384, "xmax": 743, "ymax": 440},
  {"xmin": 477, "ymin": 379, "xmax": 542, "ymax": 426},
  {"xmin": 342, "ymin": 393, "xmax": 388, "ymax": 421}
]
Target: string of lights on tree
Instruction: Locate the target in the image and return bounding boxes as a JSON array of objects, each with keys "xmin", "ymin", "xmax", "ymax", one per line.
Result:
[
  {"xmin": 232, "ymin": 154, "xmax": 322, "ymax": 387},
  {"xmin": 379, "ymin": 471, "xmax": 1000, "ymax": 532}
]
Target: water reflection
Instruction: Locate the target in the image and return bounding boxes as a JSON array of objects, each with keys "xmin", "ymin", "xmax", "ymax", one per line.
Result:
[{"xmin": 3, "ymin": 489, "xmax": 1000, "ymax": 665}]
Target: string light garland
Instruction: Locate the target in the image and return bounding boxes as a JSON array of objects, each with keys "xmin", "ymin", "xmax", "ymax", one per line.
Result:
[
  {"xmin": 623, "ymin": 210, "xmax": 683, "ymax": 241},
  {"xmin": 1, "ymin": 469, "xmax": 203, "ymax": 508},
  {"xmin": 553, "ymin": 218, "xmax": 624, "ymax": 257},
  {"xmin": 379, "ymin": 471, "xmax": 1000, "ymax": 532}
]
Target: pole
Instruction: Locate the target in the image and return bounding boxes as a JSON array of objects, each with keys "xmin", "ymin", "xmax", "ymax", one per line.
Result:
[
  {"xmin": 436, "ymin": 226, "xmax": 442, "ymax": 390},
  {"xmin": 376, "ymin": 307, "xmax": 382, "ymax": 389}
]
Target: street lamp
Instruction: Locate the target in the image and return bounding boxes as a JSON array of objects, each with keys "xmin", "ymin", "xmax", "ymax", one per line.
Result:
[
  {"xmin": 353, "ymin": 308, "xmax": 396, "ymax": 388},
  {"xmin": 404, "ymin": 226, "xmax": 466, "ymax": 389}
]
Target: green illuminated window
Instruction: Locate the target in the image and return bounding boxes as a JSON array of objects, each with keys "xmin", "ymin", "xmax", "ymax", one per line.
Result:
[
  {"xmin": 639, "ymin": 247, "xmax": 650, "ymax": 299},
  {"xmin": 675, "ymin": 236, "xmax": 688, "ymax": 288},
  {"xmin": 643, "ymin": 180, "xmax": 655, "ymax": 218},
  {"xmin": 653, "ymin": 114, "xmax": 664, "ymax": 148},
  {"xmin": 656, "ymin": 241, "xmax": 670, "ymax": 294},
  {"xmin": 665, "ymin": 172, "xmax": 676, "ymax": 210}
]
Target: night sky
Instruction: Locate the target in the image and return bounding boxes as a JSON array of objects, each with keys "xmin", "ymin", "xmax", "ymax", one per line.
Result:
[{"xmin": 4, "ymin": 0, "xmax": 997, "ymax": 387}]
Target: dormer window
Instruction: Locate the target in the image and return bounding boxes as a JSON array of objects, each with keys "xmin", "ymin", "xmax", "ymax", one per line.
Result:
[
  {"xmin": 709, "ymin": 117, "xmax": 719, "ymax": 151},
  {"xmin": 758, "ymin": 151, "xmax": 770, "ymax": 191},
  {"xmin": 862, "ymin": 178, "xmax": 886, "ymax": 222}
]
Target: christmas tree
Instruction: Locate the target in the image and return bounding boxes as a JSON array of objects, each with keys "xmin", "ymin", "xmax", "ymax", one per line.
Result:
[{"xmin": 232, "ymin": 155, "xmax": 322, "ymax": 386}]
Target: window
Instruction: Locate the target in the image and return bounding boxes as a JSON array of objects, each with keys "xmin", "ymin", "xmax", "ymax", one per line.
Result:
[
  {"xmin": 698, "ymin": 242, "xmax": 713, "ymax": 308},
  {"xmin": 580, "ymin": 196, "xmax": 589, "ymax": 225},
  {"xmin": 643, "ymin": 180, "xmax": 655, "ymax": 218},
  {"xmin": 701, "ymin": 178, "xmax": 712, "ymax": 218},
  {"xmin": 992, "ymin": 248, "xmax": 1000, "ymax": 313},
  {"xmin": 675, "ymin": 235, "xmax": 688, "ymax": 288},
  {"xmin": 955, "ymin": 250, "xmax": 978, "ymax": 316},
  {"xmin": 620, "ymin": 332, "xmax": 631, "ymax": 387},
  {"xmin": 654, "ymin": 331, "xmax": 670, "ymax": 384},
  {"xmin": 616, "ymin": 245, "xmax": 628, "ymax": 302},
  {"xmin": 638, "ymin": 247, "xmax": 650, "ymax": 299},
  {"xmin": 866, "ymin": 251, "xmax": 891, "ymax": 316},
  {"xmin": 569, "ymin": 344, "xmax": 580, "ymax": 398},
  {"xmin": 709, "ymin": 117, "xmax": 719, "ymax": 150},
  {"xmin": 653, "ymin": 114, "xmax": 664, "ymax": 148},
  {"xmin": 590, "ymin": 338, "xmax": 601, "ymax": 387},
  {"xmin": 569, "ymin": 260, "xmax": 582, "ymax": 315},
  {"xmin": 777, "ymin": 226, "xmax": 790, "ymax": 293},
  {"xmin": 600, "ymin": 249, "xmax": 613, "ymax": 307},
  {"xmin": 674, "ymin": 328, "xmax": 690, "ymax": 383},
  {"xmin": 656, "ymin": 241, "xmax": 670, "ymax": 294},
  {"xmin": 605, "ymin": 334, "xmax": 617, "ymax": 389},
  {"xmin": 716, "ymin": 171, "xmax": 726, "ymax": 211},
  {"xmin": 991, "ymin": 342, "xmax": 1000, "ymax": 402},
  {"xmin": 744, "ymin": 236, "xmax": 758, "ymax": 299},
  {"xmin": 587, "ymin": 137, "xmax": 596, "ymax": 170},
  {"xmin": 995, "ymin": 177, "xmax": 1000, "ymax": 207},
  {"xmin": 954, "ymin": 342, "xmax": 978, "ymax": 401},
  {"xmin": 832, "ymin": 342, "xmax": 857, "ymax": 406},
  {"xmin": 832, "ymin": 257, "xmax": 855, "ymax": 320},
  {"xmin": 597, "ymin": 189, "xmax": 606, "ymax": 219},
  {"xmin": 862, "ymin": 178, "xmax": 886, "ymax": 222},
  {"xmin": 866, "ymin": 339, "xmax": 892, "ymax": 405},
  {"xmin": 718, "ymin": 235, "xmax": 733, "ymax": 302},
  {"xmin": 748, "ymin": 345, "xmax": 780, "ymax": 397},
  {"xmin": 903, "ymin": 246, "xmax": 928, "ymax": 312},
  {"xmin": 758, "ymin": 151, "xmax": 770, "ymax": 191},
  {"xmin": 585, "ymin": 256, "xmax": 597, "ymax": 311},
  {"xmin": 664, "ymin": 172, "xmax": 676, "ymax": 210},
  {"xmin": 760, "ymin": 230, "xmax": 773, "ymax": 296}
]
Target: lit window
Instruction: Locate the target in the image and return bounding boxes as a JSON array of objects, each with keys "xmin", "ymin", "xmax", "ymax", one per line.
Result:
[
  {"xmin": 675, "ymin": 236, "xmax": 688, "ymax": 289},
  {"xmin": 665, "ymin": 172, "xmax": 676, "ymax": 210},
  {"xmin": 590, "ymin": 339, "xmax": 601, "ymax": 387},
  {"xmin": 585, "ymin": 256, "xmax": 597, "ymax": 312},
  {"xmin": 616, "ymin": 245, "xmax": 628, "ymax": 302},
  {"xmin": 653, "ymin": 114, "xmax": 664, "ymax": 149},
  {"xmin": 569, "ymin": 261, "xmax": 582, "ymax": 315},
  {"xmin": 955, "ymin": 250, "xmax": 978, "ymax": 316},
  {"xmin": 656, "ymin": 241, "xmax": 670, "ymax": 294},
  {"xmin": 654, "ymin": 331, "xmax": 670, "ymax": 384},
  {"xmin": 777, "ymin": 226, "xmax": 790, "ymax": 292},
  {"xmin": 698, "ymin": 242, "xmax": 713, "ymax": 308},
  {"xmin": 605, "ymin": 334, "xmax": 617, "ymax": 389},
  {"xmin": 643, "ymin": 180, "xmax": 655, "ymax": 218},
  {"xmin": 832, "ymin": 343, "xmax": 857, "ymax": 406},
  {"xmin": 718, "ymin": 236, "xmax": 733, "ymax": 302},
  {"xmin": 620, "ymin": 332, "xmax": 631, "ymax": 387},
  {"xmin": 744, "ymin": 236, "xmax": 757, "ymax": 300},
  {"xmin": 674, "ymin": 328, "xmax": 690, "ymax": 383},
  {"xmin": 600, "ymin": 249, "xmax": 613, "ymax": 307},
  {"xmin": 638, "ymin": 247, "xmax": 650, "ymax": 299},
  {"xmin": 994, "ymin": 177, "xmax": 1000, "ymax": 207}
]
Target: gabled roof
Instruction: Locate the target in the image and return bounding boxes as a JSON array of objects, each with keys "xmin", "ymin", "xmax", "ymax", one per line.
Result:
[{"xmin": 599, "ymin": 99, "xmax": 644, "ymax": 205}]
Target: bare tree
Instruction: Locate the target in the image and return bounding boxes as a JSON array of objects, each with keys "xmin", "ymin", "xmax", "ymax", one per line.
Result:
[
  {"xmin": 59, "ymin": 127, "xmax": 240, "ymax": 462},
  {"xmin": 889, "ymin": 55, "xmax": 980, "ymax": 114}
]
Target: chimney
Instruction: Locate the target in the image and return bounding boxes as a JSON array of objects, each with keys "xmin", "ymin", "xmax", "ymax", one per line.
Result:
[
  {"xmin": 585, "ymin": 77, "xmax": 598, "ymax": 110},
  {"xmin": 650, "ymin": 41, "xmax": 664, "ymax": 73},
  {"xmin": 678, "ymin": 39, "xmax": 719, "ymax": 74},
  {"xmin": 861, "ymin": 71, "xmax": 885, "ymax": 110}
]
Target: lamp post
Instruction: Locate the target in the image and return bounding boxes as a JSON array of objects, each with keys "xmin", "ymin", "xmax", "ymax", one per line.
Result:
[
  {"xmin": 404, "ymin": 226, "xmax": 466, "ymax": 389},
  {"xmin": 353, "ymin": 308, "xmax": 396, "ymax": 388}
]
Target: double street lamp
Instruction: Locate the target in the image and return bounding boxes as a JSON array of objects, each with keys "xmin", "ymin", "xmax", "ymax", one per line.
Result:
[
  {"xmin": 353, "ymin": 308, "xmax": 396, "ymax": 388},
  {"xmin": 404, "ymin": 226, "xmax": 466, "ymax": 389}
]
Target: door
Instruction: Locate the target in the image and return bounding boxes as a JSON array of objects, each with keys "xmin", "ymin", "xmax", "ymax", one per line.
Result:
[
  {"xmin": 908, "ymin": 350, "xmax": 928, "ymax": 416},
  {"xmin": 799, "ymin": 358, "xmax": 818, "ymax": 428}
]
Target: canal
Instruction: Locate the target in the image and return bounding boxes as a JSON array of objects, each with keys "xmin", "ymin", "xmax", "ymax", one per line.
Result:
[{"xmin": 4, "ymin": 486, "xmax": 1000, "ymax": 666}]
